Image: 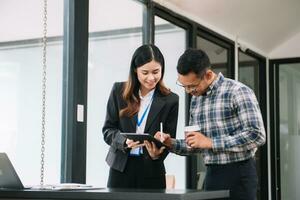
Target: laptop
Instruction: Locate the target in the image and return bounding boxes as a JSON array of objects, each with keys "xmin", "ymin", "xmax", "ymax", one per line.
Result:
[
  {"xmin": 0, "ymin": 153, "xmax": 24, "ymax": 189},
  {"xmin": 0, "ymin": 153, "xmax": 98, "ymax": 190}
]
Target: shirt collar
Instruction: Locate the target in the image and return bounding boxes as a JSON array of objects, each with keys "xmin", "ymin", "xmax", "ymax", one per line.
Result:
[
  {"xmin": 205, "ymin": 72, "xmax": 224, "ymax": 96},
  {"xmin": 139, "ymin": 88, "xmax": 155, "ymax": 100}
]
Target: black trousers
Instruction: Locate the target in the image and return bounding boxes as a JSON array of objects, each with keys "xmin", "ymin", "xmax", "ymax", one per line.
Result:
[
  {"xmin": 107, "ymin": 156, "xmax": 166, "ymax": 189},
  {"xmin": 204, "ymin": 158, "xmax": 258, "ymax": 200}
]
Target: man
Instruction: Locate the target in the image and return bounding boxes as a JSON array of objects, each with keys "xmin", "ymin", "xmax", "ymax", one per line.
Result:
[{"xmin": 156, "ymin": 49, "xmax": 265, "ymax": 199}]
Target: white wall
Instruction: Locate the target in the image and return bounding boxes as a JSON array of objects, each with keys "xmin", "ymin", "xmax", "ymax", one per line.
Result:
[{"xmin": 269, "ymin": 32, "xmax": 300, "ymax": 59}]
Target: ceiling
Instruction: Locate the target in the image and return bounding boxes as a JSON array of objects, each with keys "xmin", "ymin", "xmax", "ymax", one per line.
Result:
[{"xmin": 154, "ymin": 0, "xmax": 300, "ymax": 55}]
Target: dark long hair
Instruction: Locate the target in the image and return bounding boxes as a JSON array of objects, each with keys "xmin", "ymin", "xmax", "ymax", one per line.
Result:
[{"xmin": 120, "ymin": 44, "xmax": 170, "ymax": 117}]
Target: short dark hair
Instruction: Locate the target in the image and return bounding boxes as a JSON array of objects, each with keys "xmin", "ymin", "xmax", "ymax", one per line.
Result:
[{"xmin": 177, "ymin": 49, "xmax": 211, "ymax": 78}]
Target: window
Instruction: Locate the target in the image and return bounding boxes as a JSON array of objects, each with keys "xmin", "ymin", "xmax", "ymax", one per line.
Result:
[
  {"xmin": 0, "ymin": 0, "xmax": 63, "ymax": 185},
  {"xmin": 238, "ymin": 51, "xmax": 260, "ymax": 98},
  {"xmin": 277, "ymin": 62, "xmax": 300, "ymax": 200},
  {"xmin": 197, "ymin": 37, "xmax": 229, "ymax": 77},
  {"xmin": 86, "ymin": 0, "xmax": 144, "ymax": 187},
  {"xmin": 155, "ymin": 16, "xmax": 186, "ymax": 189}
]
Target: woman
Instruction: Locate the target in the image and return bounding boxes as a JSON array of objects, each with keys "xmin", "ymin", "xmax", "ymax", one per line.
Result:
[{"xmin": 102, "ymin": 44, "xmax": 179, "ymax": 189}]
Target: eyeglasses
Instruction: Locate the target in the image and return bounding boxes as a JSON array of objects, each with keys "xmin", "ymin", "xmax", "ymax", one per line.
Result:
[{"xmin": 176, "ymin": 79, "xmax": 202, "ymax": 92}]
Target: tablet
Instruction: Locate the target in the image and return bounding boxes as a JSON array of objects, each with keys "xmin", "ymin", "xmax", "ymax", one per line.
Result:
[{"xmin": 121, "ymin": 133, "xmax": 167, "ymax": 148}]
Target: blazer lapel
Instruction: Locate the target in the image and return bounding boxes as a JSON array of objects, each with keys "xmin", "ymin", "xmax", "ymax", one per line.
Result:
[{"xmin": 144, "ymin": 94, "xmax": 165, "ymax": 134}]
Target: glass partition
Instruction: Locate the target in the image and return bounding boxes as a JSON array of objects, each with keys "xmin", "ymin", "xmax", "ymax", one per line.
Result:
[
  {"xmin": 155, "ymin": 16, "xmax": 186, "ymax": 189},
  {"xmin": 197, "ymin": 37, "xmax": 229, "ymax": 77},
  {"xmin": 86, "ymin": 0, "xmax": 143, "ymax": 187},
  {"xmin": 238, "ymin": 51, "xmax": 260, "ymax": 98},
  {"xmin": 278, "ymin": 63, "xmax": 300, "ymax": 200},
  {"xmin": 0, "ymin": 0, "xmax": 63, "ymax": 185}
]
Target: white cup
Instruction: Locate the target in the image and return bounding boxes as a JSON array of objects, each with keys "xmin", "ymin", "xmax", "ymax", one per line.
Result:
[{"xmin": 184, "ymin": 125, "xmax": 201, "ymax": 148}]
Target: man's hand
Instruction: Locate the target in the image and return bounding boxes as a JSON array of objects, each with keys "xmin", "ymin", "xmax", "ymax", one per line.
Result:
[
  {"xmin": 154, "ymin": 131, "xmax": 173, "ymax": 148},
  {"xmin": 144, "ymin": 141, "xmax": 165, "ymax": 160},
  {"xmin": 125, "ymin": 139, "xmax": 144, "ymax": 149},
  {"xmin": 185, "ymin": 132, "xmax": 212, "ymax": 149}
]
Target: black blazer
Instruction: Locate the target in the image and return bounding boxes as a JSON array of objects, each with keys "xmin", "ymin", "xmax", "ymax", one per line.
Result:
[{"xmin": 102, "ymin": 82, "xmax": 179, "ymax": 176}]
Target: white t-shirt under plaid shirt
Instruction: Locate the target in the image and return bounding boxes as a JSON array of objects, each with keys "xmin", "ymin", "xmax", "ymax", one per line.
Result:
[{"xmin": 171, "ymin": 73, "xmax": 266, "ymax": 165}]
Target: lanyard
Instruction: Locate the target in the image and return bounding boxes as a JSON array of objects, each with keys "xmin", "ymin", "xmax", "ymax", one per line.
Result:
[{"xmin": 137, "ymin": 96, "xmax": 154, "ymax": 127}]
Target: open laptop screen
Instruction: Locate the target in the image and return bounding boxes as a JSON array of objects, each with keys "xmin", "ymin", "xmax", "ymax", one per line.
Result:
[{"xmin": 0, "ymin": 153, "xmax": 24, "ymax": 189}]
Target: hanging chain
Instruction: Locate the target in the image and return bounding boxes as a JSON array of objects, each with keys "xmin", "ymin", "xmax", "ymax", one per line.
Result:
[{"xmin": 40, "ymin": 0, "xmax": 48, "ymax": 188}]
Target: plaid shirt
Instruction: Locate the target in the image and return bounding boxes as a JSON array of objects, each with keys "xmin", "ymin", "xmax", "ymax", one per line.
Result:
[{"xmin": 171, "ymin": 73, "xmax": 266, "ymax": 164}]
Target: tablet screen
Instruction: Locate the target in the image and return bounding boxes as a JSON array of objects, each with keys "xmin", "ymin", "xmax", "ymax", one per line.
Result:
[{"xmin": 120, "ymin": 133, "xmax": 167, "ymax": 148}]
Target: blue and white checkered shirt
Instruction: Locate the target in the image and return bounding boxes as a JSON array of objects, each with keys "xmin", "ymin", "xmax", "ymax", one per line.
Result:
[{"xmin": 171, "ymin": 73, "xmax": 266, "ymax": 165}]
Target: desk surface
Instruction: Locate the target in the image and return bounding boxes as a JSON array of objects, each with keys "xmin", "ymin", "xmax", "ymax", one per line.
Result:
[{"xmin": 0, "ymin": 188, "xmax": 229, "ymax": 200}]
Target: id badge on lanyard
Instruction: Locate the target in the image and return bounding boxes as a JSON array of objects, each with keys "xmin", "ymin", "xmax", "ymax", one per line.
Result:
[{"xmin": 129, "ymin": 95, "xmax": 153, "ymax": 156}]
